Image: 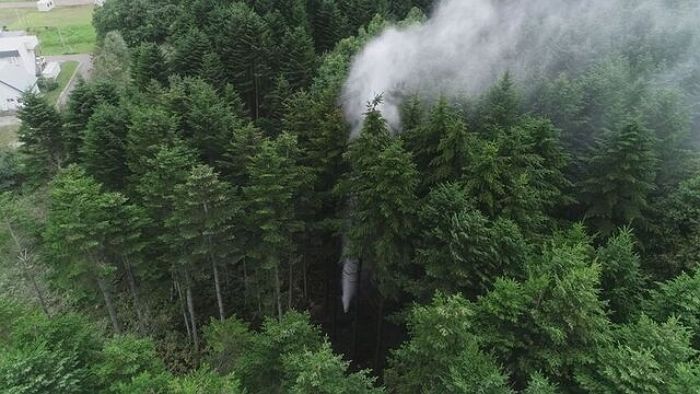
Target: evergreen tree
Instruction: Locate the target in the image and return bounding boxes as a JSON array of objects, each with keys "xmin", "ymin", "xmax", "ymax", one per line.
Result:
[
  {"xmin": 478, "ymin": 73, "xmax": 521, "ymax": 133},
  {"xmin": 282, "ymin": 343, "xmax": 380, "ymax": 393},
  {"xmin": 343, "ymin": 103, "xmax": 418, "ymax": 300},
  {"xmin": 245, "ymin": 133, "xmax": 309, "ymax": 319},
  {"xmin": 385, "ymin": 293, "xmax": 513, "ymax": 393},
  {"xmin": 44, "ymin": 165, "xmax": 126, "ymax": 333},
  {"xmin": 414, "ymin": 183, "xmax": 528, "ymax": 300},
  {"xmin": 62, "ymin": 80, "xmax": 119, "ymax": 162},
  {"xmin": 576, "ymin": 316, "xmax": 700, "ymax": 393},
  {"xmin": 166, "ymin": 165, "xmax": 237, "ymax": 322},
  {"xmin": 261, "ymin": 75, "xmax": 292, "ymax": 136},
  {"xmin": 92, "ymin": 31, "xmax": 131, "ymax": 87},
  {"xmin": 643, "ymin": 268, "xmax": 700, "ymax": 347},
  {"xmin": 81, "ymin": 103, "xmax": 130, "ymax": 191},
  {"xmin": 199, "ymin": 51, "xmax": 227, "ymax": 89},
  {"xmin": 581, "ymin": 121, "xmax": 658, "ymax": 235},
  {"xmin": 596, "ymin": 228, "xmax": 644, "ymax": 323},
  {"xmin": 125, "ymin": 106, "xmax": 178, "ymax": 179},
  {"xmin": 17, "ymin": 92, "xmax": 65, "ymax": 182},
  {"xmin": 280, "ymin": 26, "xmax": 317, "ymax": 91},
  {"xmin": 211, "ymin": 2, "xmax": 274, "ymax": 119},
  {"xmin": 131, "ymin": 43, "xmax": 168, "ymax": 88},
  {"xmin": 310, "ymin": 0, "xmax": 348, "ymax": 53},
  {"xmin": 170, "ymin": 28, "xmax": 211, "ymax": 77},
  {"xmin": 474, "ymin": 226, "xmax": 608, "ymax": 384},
  {"xmin": 205, "ymin": 312, "xmax": 325, "ymax": 393},
  {"xmin": 218, "ymin": 123, "xmax": 264, "ymax": 187}
]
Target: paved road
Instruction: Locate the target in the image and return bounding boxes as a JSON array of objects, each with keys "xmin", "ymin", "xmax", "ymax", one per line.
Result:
[
  {"xmin": 46, "ymin": 54, "xmax": 92, "ymax": 108},
  {"xmin": 0, "ymin": 0, "xmax": 93, "ymax": 8}
]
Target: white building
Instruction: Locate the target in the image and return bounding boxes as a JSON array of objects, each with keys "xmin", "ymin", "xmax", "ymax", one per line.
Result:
[
  {"xmin": 0, "ymin": 32, "xmax": 40, "ymax": 112},
  {"xmin": 36, "ymin": 0, "xmax": 55, "ymax": 12}
]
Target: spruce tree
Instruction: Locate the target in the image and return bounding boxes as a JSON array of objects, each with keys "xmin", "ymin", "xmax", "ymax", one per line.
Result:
[
  {"xmin": 62, "ymin": 79, "xmax": 119, "ymax": 162},
  {"xmin": 280, "ymin": 26, "xmax": 317, "ymax": 91},
  {"xmin": 414, "ymin": 183, "xmax": 528, "ymax": 300},
  {"xmin": 385, "ymin": 294, "xmax": 513, "ymax": 393},
  {"xmin": 170, "ymin": 28, "xmax": 211, "ymax": 77},
  {"xmin": 244, "ymin": 133, "xmax": 308, "ymax": 320},
  {"xmin": 81, "ymin": 103, "xmax": 130, "ymax": 191},
  {"xmin": 581, "ymin": 121, "xmax": 657, "ymax": 235},
  {"xmin": 130, "ymin": 43, "xmax": 168, "ymax": 88},
  {"xmin": 474, "ymin": 225, "xmax": 608, "ymax": 384},
  {"xmin": 343, "ymin": 103, "xmax": 417, "ymax": 300},
  {"xmin": 596, "ymin": 228, "xmax": 644, "ymax": 323},
  {"xmin": 310, "ymin": 0, "xmax": 348, "ymax": 53},
  {"xmin": 166, "ymin": 165, "xmax": 237, "ymax": 322},
  {"xmin": 16, "ymin": 92, "xmax": 65, "ymax": 182},
  {"xmin": 44, "ymin": 165, "xmax": 126, "ymax": 333},
  {"xmin": 126, "ymin": 106, "xmax": 179, "ymax": 179}
]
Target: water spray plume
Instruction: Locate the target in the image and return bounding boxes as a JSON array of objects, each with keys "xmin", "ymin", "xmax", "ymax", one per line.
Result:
[{"xmin": 342, "ymin": 0, "xmax": 700, "ymax": 134}]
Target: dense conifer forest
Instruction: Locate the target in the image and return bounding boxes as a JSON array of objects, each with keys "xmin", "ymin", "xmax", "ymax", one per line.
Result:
[{"xmin": 1, "ymin": 0, "xmax": 700, "ymax": 392}]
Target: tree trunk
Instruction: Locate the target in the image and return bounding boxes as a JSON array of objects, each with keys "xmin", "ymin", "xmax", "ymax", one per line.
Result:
[
  {"xmin": 202, "ymin": 202, "xmax": 225, "ymax": 321},
  {"xmin": 185, "ymin": 273, "xmax": 199, "ymax": 352},
  {"xmin": 175, "ymin": 279, "xmax": 192, "ymax": 342},
  {"xmin": 288, "ymin": 259, "xmax": 293, "ymax": 310},
  {"xmin": 351, "ymin": 259, "xmax": 363, "ymax": 360},
  {"xmin": 274, "ymin": 263, "xmax": 282, "ymax": 321},
  {"xmin": 302, "ymin": 254, "xmax": 308, "ymax": 301},
  {"xmin": 96, "ymin": 275, "xmax": 120, "ymax": 333},
  {"xmin": 373, "ymin": 297, "xmax": 385, "ymax": 370},
  {"xmin": 6, "ymin": 222, "xmax": 50, "ymax": 317},
  {"xmin": 243, "ymin": 258, "xmax": 249, "ymax": 307},
  {"xmin": 212, "ymin": 258, "xmax": 225, "ymax": 321},
  {"xmin": 124, "ymin": 257, "xmax": 145, "ymax": 329},
  {"xmin": 29, "ymin": 273, "xmax": 50, "ymax": 317}
]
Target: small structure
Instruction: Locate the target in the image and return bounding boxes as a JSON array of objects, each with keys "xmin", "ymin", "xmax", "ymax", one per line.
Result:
[{"xmin": 36, "ymin": 0, "xmax": 55, "ymax": 12}]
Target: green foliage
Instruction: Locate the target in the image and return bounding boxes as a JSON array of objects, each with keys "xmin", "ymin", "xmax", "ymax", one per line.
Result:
[
  {"xmin": 385, "ymin": 293, "xmax": 513, "ymax": 393},
  {"xmin": 581, "ymin": 121, "xmax": 658, "ymax": 235},
  {"xmin": 62, "ymin": 79, "xmax": 120, "ymax": 161},
  {"xmin": 523, "ymin": 373, "xmax": 559, "ymax": 394},
  {"xmin": 17, "ymin": 92, "xmax": 65, "ymax": 183},
  {"xmin": 81, "ymin": 103, "xmax": 130, "ymax": 190},
  {"xmin": 474, "ymin": 226, "xmax": 608, "ymax": 383},
  {"xmin": 93, "ymin": 31, "xmax": 131, "ymax": 87},
  {"xmin": 413, "ymin": 182, "xmax": 528, "ymax": 300},
  {"xmin": 126, "ymin": 106, "xmax": 178, "ymax": 178},
  {"xmin": 576, "ymin": 315, "xmax": 699, "ymax": 393},
  {"xmin": 131, "ymin": 43, "xmax": 168, "ymax": 88},
  {"xmin": 205, "ymin": 311, "xmax": 325, "ymax": 393},
  {"xmin": 343, "ymin": 104, "xmax": 418, "ymax": 298},
  {"xmin": 643, "ymin": 268, "xmax": 700, "ymax": 346},
  {"xmin": 94, "ymin": 335, "xmax": 167, "ymax": 392},
  {"xmin": 282, "ymin": 342, "xmax": 380, "ymax": 393},
  {"xmin": 0, "ymin": 304, "xmax": 102, "ymax": 393},
  {"xmin": 597, "ymin": 228, "xmax": 645, "ymax": 323},
  {"xmin": 170, "ymin": 367, "xmax": 244, "ymax": 394}
]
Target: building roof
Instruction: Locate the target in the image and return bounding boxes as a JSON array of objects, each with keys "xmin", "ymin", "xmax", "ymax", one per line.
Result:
[{"xmin": 0, "ymin": 63, "xmax": 37, "ymax": 93}]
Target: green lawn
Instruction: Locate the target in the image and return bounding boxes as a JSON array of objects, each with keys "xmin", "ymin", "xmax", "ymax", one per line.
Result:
[
  {"xmin": 44, "ymin": 60, "xmax": 79, "ymax": 106},
  {"xmin": 0, "ymin": 125, "xmax": 19, "ymax": 149},
  {"xmin": 5, "ymin": 6, "xmax": 96, "ymax": 55}
]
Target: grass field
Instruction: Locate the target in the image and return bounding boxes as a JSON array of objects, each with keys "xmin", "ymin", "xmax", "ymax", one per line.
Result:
[
  {"xmin": 44, "ymin": 60, "xmax": 79, "ymax": 106},
  {"xmin": 0, "ymin": 125, "xmax": 19, "ymax": 149},
  {"xmin": 3, "ymin": 6, "xmax": 96, "ymax": 55}
]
